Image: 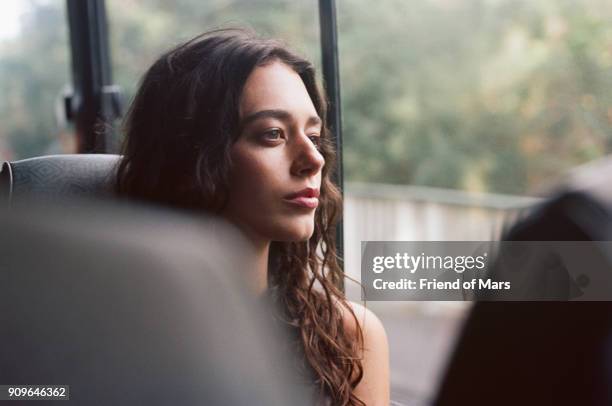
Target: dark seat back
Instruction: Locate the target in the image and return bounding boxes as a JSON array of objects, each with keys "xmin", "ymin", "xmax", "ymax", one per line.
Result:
[
  {"xmin": 0, "ymin": 154, "xmax": 121, "ymax": 203},
  {"xmin": 435, "ymin": 171, "xmax": 612, "ymax": 405}
]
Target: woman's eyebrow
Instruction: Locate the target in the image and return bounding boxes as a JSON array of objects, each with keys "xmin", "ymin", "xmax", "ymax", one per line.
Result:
[
  {"xmin": 240, "ymin": 109, "xmax": 322, "ymax": 128},
  {"xmin": 306, "ymin": 115, "xmax": 322, "ymax": 128},
  {"xmin": 241, "ymin": 109, "xmax": 291, "ymax": 128}
]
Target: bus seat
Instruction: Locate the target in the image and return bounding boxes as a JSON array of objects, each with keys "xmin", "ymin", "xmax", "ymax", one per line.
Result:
[
  {"xmin": 0, "ymin": 154, "xmax": 121, "ymax": 203},
  {"xmin": 0, "ymin": 198, "xmax": 307, "ymax": 405},
  {"xmin": 435, "ymin": 159, "xmax": 612, "ymax": 406}
]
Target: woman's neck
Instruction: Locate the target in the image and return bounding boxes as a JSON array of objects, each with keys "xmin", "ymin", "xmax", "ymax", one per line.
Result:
[{"xmin": 237, "ymin": 227, "xmax": 271, "ymax": 295}]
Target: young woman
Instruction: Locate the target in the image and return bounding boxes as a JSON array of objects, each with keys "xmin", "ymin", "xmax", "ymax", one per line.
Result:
[{"xmin": 116, "ymin": 28, "xmax": 389, "ymax": 405}]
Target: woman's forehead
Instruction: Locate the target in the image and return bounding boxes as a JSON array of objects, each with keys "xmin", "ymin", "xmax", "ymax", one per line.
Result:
[{"xmin": 239, "ymin": 61, "xmax": 318, "ymax": 121}]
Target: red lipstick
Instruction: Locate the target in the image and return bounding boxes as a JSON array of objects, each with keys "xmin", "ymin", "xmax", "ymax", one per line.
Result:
[{"xmin": 284, "ymin": 187, "xmax": 320, "ymax": 209}]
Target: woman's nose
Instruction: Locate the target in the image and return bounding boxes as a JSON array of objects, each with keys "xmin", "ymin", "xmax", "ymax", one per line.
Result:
[{"xmin": 290, "ymin": 133, "xmax": 325, "ymax": 177}]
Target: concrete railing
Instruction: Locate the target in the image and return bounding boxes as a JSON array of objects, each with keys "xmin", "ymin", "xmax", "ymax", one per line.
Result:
[{"xmin": 343, "ymin": 182, "xmax": 541, "ymax": 300}]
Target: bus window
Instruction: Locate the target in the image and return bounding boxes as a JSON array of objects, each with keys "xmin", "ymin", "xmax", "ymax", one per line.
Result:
[
  {"xmin": 337, "ymin": 0, "xmax": 612, "ymax": 403},
  {"xmin": 106, "ymin": 0, "xmax": 322, "ymax": 124},
  {"xmin": 0, "ymin": 0, "xmax": 73, "ymax": 160}
]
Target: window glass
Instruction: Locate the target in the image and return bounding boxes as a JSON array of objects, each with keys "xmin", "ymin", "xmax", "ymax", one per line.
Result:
[
  {"xmin": 337, "ymin": 0, "xmax": 612, "ymax": 404},
  {"xmin": 107, "ymin": 0, "xmax": 321, "ymax": 122},
  {"xmin": 339, "ymin": 0, "xmax": 612, "ymax": 196},
  {"xmin": 0, "ymin": 0, "xmax": 72, "ymax": 160}
]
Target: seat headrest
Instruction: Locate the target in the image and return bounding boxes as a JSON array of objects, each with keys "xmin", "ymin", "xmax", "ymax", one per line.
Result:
[
  {"xmin": 0, "ymin": 198, "xmax": 308, "ymax": 405},
  {"xmin": 0, "ymin": 154, "xmax": 121, "ymax": 203}
]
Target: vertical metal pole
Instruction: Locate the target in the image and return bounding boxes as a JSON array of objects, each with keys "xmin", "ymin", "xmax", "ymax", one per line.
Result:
[
  {"xmin": 318, "ymin": 0, "xmax": 345, "ymax": 290},
  {"xmin": 66, "ymin": 0, "xmax": 120, "ymax": 153}
]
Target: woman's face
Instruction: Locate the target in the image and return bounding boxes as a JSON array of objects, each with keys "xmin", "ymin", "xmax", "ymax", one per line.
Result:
[{"xmin": 223, "ymin": 61, "xmax": 325, "ymax": 243}]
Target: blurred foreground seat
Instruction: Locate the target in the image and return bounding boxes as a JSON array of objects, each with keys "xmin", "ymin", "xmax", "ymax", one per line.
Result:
[
  {"xmin": 0, "ymin": 198, "xmax": 307, "ymax": 405},
  {"xmin": 435, "ymin": 156, "xmax": 612, "ymax": 406}
]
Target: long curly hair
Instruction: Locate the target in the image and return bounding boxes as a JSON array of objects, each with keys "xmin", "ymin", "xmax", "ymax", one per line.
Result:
[{"xmin": 115, "ymin": 29, "xmax": 365, "ymax": 405}]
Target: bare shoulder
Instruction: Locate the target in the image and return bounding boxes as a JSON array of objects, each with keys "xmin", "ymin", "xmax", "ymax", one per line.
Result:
[
  {"xmin": 340, "ymin": 301, "xmax": 387, "ymax": 344},
  {"xmin": 338, "ymin": 300, "xmax": 390, "ymax": 405}
]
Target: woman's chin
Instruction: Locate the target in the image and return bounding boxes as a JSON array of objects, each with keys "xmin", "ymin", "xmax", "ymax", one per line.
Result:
[{"xmin": 272, "ymin": 222, "xmax": 315, "ymax": 242}]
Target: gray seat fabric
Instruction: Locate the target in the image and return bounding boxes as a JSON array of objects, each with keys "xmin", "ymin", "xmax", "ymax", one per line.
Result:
[
  {"xmin": 0, "ymin": 154, "xmax": 313, "ymax": 404},
  {"xmin": 0, "ymin": 198, "xmax": 308, "ymax": 405},
  {"xmin": 0, "ymin": 154, "xmax": 121, "ymax": 203}
]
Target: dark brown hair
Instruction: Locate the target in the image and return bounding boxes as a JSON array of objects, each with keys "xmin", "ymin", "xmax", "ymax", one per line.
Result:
[{"xmin": 116, "ymin": 28, "xmax": 364, "ymax": 405}]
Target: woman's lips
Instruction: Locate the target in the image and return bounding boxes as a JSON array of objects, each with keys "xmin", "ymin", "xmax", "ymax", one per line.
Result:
[
  {"xmin": 284, "ymin": 187, "xmax": 320, "ymax": 209},
  {"xmin": 284, "ymin": 196, "xmax": 319, "ymax": 209}
]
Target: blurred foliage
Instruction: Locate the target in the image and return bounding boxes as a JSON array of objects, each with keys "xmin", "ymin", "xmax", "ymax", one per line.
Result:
[
  {"xmin": 338, "ymin": 0, "xmax": 612, "ymax": 194},
  {"xmin": 0, "ymin": 0, "xmax": 69, "ymax": 159},
  {"xmin": 0, "ymin": 0, "xmax": 611, "ymax": 195}
]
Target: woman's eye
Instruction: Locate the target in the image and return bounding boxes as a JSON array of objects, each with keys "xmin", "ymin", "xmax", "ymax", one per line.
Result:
[
  {"xmin": 261, "ymin": 128, "xmax": 283, "ymax": 141},
  {"xmin": 308, "ymin": 135, "xmax": 322, "ymax": 149}
]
